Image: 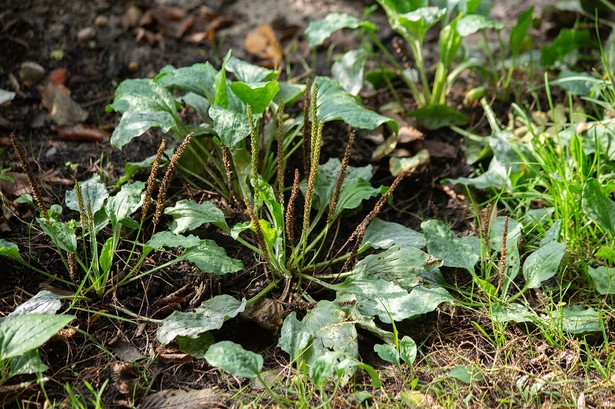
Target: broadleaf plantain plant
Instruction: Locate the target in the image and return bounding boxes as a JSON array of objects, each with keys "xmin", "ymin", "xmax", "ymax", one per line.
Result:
[
  {"xmin": 154, "ymin": 82, "xmax": 454, "ymax": 387},
  {"xmin": 106, "ymin": 51, "xmax": 396, "ymax": 204}
]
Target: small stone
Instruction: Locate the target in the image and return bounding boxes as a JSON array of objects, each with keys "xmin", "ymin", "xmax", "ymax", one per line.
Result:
[
  {"xmin": 94, "ymin": 15, "xmax": 109, "ymax": 28},
  {"xmin": 77, "ymin": 27, "xmax": 96, "ymax": 44},
  {"xmin": 19, "ymin": 62, "xmax": 46, "ymax": 86},
  {"xmin": 128, "ymin": 61, "xmax": 140, "ymax": 72}
]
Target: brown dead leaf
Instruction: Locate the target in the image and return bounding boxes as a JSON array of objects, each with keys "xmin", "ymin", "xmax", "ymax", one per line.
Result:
[
  {"xmin": 140, "ymin": 388, "xmax": 226, "ymax": 409},
  {"xmin": 398, "ymin": 125, "xmax": 423, "ymax": 143},
  {"xmin": 111, "ymin": 362, "xmax": 141, "ymax": 396},
  {"xmin": 245, "ymin": 24, "xmax": 283, "ymax": 66},
  {"xmin": 419, "ymin": 139, "xmax": 458, "ymax": 159},
  {"xmin": 54, "ymin": 124, "xmax": 109, "ymax": 143},
  {"xmin": 240, "ymin": 297, "xmax": 284, "ymax": 332},
  {"xmin": 41, "ymin": 69, "xmax": 88, "ymax": 126}
]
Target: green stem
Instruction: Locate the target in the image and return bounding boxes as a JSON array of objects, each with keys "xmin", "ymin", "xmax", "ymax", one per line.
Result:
[{"xmin": 245, "ymin": 279, "xmax": 278, "ymax": 307}]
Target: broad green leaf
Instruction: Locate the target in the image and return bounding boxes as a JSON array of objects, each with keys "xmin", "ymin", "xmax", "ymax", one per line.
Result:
[
  {"xmin": 399, "ymin": 336, "xmax": 417, "ymax": 365},
  {"xmin": 305, "ymin": 13, "xmax": 364, "ymax": 48},
  {"xmin": 309, "ymin": 351, "xmax": 345, "ymax": 386},
  {"xmin": 253, "ymin": 178, "xmax": 284, "ymax": 235},
  {"xmin": 177, "ymin": 332, "xmax": 215, "ymax": 359},
  {"xmin": 308, "ymin": 158, "xmax": 375, "ymax": 210},
  {"xmin": 314, "ymin": 76, "xmax": 397, "ymax": 134},
  {"xmin": 158, "ymin": 62, "xmax": 218, "ymax": 101},
  {"xmin": 300, "ymin": 301, "xmax": 359, "ymax": 364},
  {"xmin": 230, "ymin": 81, "xmax": 279, "ymax": 114},
  {"xmin": 491, "ymin": 303, "xmax": 536, "ymax": 324},
  {"xmin": 398, "ymin": 7, "xmax": 445, "ymax": 42},
  {"xmin": 374, "ymin": 343, "xmax": 399, "ymax": 365},
  {"xmin": 448, "ymin": 365, "xmax": 484, "ymax": 384},
  {"xmin": 422, "ymin": 219, "xmax": 479, "ymax": 273},
  {"xmin": 450, "ymin": 157, "xmax": 512, "ymax": 190},
  {"xmin": 66, "ymin": 174, "xmax": 108, "ymax": 215},
  {"xmin": 0, "ymin": 239, "xmax": 25, "ymax": 263},
  {"xmin": 341, "ymin": 275, "xmax": 451, "ymax": 322},
  {"xmin": 277, "ymin": 83, "xmax": 306, "ymax": 105},
  {"xmin": 409, "ymin": 104, "xmax": 469, "ymax": 130},
  {"xmin": 549, "ymin": 306, "xmax": 602, "ymax": 334},
  {"xmin": 510, "ymin": 6, "xmax": 533, "ymax": 58},
  {"xmin": 204, "ymin": 341, "xmax": 263, "ymax": 378},
  {"xmin": 208, "ymin": 105, "xmax": 250, "ymax": 148},
  {"xmin": 523, "ymin": 241, "xmax": 566, "ymax": 289},
  {"xmin": 333, "ymin": 178, "xmax": 382, "ymax": 219},
  {"xmin": 488, "ymin": 216, "xmax": 522, "ymax": 252},
  {"xmin": 401, "ymin": 285, "xmax": 453, "ymax": 318},
  {"xmin": 181, "ymin": 240, "xmax": 244, "ymax": 275},
  {"xmin": 456, "ymin": 14, "xmax": 503, "ymax": 37},
  {"xmin": 540, "ymin": 219, "xmax": 562, "ymax": 246},
  {"xmin": 582, "ymin": 178, "xmax": 615, "ymax": 233},
  {"xmin": 0, "ymin": 314, "xmax": 74, "ymax": 360},
  {"xmin": 541, "ymin": 29, "xmax": 592, "ymax": 67},
  {"xmin": 361, "ymin": 218, "xmax": 425, "ymax": 250},
  {"xmin": 352, "ymin": 245, "xmax": 439, "ymax": 289},
  {"xmin": 280, "ymin": 312, "xmax": 311, "ymax": 361},
  {"xmin": 107, "ymin": 78, "xmax": 177, "ymax": 115},
  {"xmin": 165, "ymin": 199, "xmax": 229, "ymax": 234},
  {"xmin": 106, "ymin": 78, "xmax": 180, "ymax": 148},
  {"xmin": 225, "ymin": 56, "xmax": 276, "ymax": 83},
  {"xmin": 213, "ymin": 50, "xmax": 233, "ymax": 109},
  {"xmin": 588, "ymin": 266, "xmax": 615, "ymax": 295},
  {"xmin": 105, "ymin": 181, "xmax": 145, "ymax": 225},
  {"xmin": 146, "ymin": 231, "xmax": 201, "ymax": 250},
  {"xmin": 157, "ymin": 295, "xmax": 246, "ymax": 344},
  {"xmin": 111, "ymin": 111, "xmax": 178, "ymax": 149},
  {"xmin": 9, "ymin": 350, "xmax": 48, "ymax": 376},
  {"xmin": 7, "ymin": 291, "xmax": 62, "ymax": 317},
  {"xmin": 332, "ymin": 48, "xmax": 370, "ymax": 95},
  {"xmin": 37, "ymin": 216, "xmax": 77, "ymax": 253},
  {"xmin": 389, "ymin": 149, "xmax": 430, "ymax": 177},
  {"xmin": 99, "ymin": 237, "xmax": 114, "ymax": 276},
  {"xmin": 552, "ymin": 70, "xmax": 599, "ymax": 96}
]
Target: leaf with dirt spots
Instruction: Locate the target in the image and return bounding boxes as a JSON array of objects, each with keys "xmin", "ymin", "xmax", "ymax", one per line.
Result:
[
  {"xmin": 314, "ymin": 76, "xmax": 397, "ymax": 134},
  {"xmin": 422, "ymin": 219, "xmax": 479, "ymax": 273},
  {"xmin": 208, "ymin": 105, "xmax": 251, "ymax": 148},
  {"xmin": 305, "ymin": 13, "xmax": 374, "ymax": 48},
  {"xmin": 158, "ymin": 63, "xmax": 219, "ymax": 101},
  {"xmin": 0, "ymin": 314, "xmax": 74, "ymax": 360},
  {"xmin": 179, "ymin": 239, "xmax": 244, "ymax": 275},
  {"xmin": 281, "ymin": 300, "xmax": 358, "ymax": 369},
  {"xmin": 588, "ymin": 266, "xmax": 615, "ymax": 295},
  {"xmin": 361, "ymin": 218, "xmax": 425, "ymax": 250},
  {"xmin": 105, "ymin": 181, "xmax": 145, "ymax": 226},
  {"xmin": 7, "ymin": 291, "xmax": 62, "ymax": 317},
  {"xmin": 548, "ymin": 306, "xmax": 602, "ymax": 334},
  {"xmin": 65, "ymin": 174, "xmax": 108, "ymax": 215},
  {"xmin": 164, "ymin": 199, "xmax": 228, "ymax": 234},
  {"xmin": 106, "ymin": 79, "xmax": 180, "ymax": 149},
  {"xmin": 225, "ymin": 56, "xmax": 276, "ymax": 83},
  {"xmin": 205, "ymin": 340, "xmax": 263, "ymax": 378},
  {"xmin": 522, "ymin": 241, "xmax": 566, "ymax": 289},
  {"xmin": 157, "ymin": 294, "xmax": 246, "ymax": 344}
]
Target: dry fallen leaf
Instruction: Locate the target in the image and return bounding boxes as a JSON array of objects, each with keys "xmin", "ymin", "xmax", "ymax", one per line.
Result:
[
  {"xmin": 245, "ymin": 24, "xmax": 283, "ymax": 66},
  {"xmin": 41, "ymin": 69, "xmax": 88, "ymax": 126},
  {"xmin": 54, "ymin": 124, "xmax": 109, "ymax": 143},
  {"xmin": 140, "ymin": 388, "xmax": 226, "ymax": 409}
]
